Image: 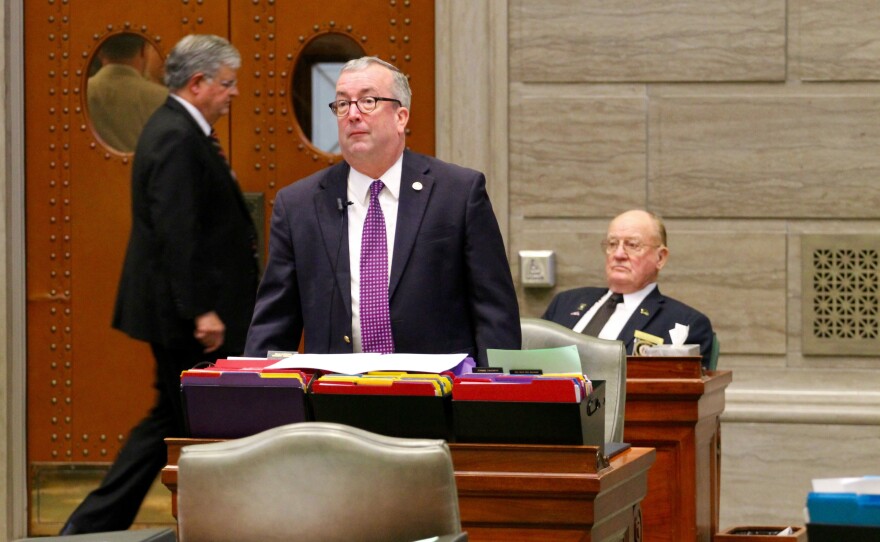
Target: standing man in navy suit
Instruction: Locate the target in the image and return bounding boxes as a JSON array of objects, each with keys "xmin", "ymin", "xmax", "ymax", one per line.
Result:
[
  {"xmin": 542, "ymin": 210, "xmax": 714, "ymax": 367},
  {"xmin": 61, "ymin": 34, "xmax": 258, "ymax": 534},
  {"xmin": 245, "ymin": 56, "xmax": 520, "ymax": 364}
]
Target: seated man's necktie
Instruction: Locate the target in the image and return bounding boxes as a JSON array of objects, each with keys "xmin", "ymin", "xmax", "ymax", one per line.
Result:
[{"xmin": 582, "ymin": 293, "xmax": 623, "ymax": 337}]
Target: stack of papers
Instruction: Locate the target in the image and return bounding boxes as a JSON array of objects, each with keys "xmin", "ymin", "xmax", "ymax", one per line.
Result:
[
  {"xmin": 241, "ymin": 353, "xmax": 474, "ymax": 376},
  {"xmin": 311, "ymin": 372, "xmax": 453, "ymax": 397}
]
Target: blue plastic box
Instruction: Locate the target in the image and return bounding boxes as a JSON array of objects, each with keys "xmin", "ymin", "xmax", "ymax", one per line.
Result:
[{"xmin": 806, "ymin": 492, "xmax": 880, "ymax": 527}]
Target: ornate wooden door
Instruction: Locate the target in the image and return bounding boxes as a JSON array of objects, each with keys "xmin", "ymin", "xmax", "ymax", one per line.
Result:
[{"xmin": 24, "ymin": 0, "xmax": 433, "ymax": 534}]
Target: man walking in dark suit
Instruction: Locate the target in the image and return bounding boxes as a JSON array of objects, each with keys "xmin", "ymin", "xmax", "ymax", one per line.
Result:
[
  {"xmin": 61, "ymin": 34, "xmax": 258, "ymax": 534},
  {"xmin": 245, "ymin": 56, "xmax": 520, "ymax": 365},
  {"xmin": 542, "ymin": 210, "xmax": 714, "ymax": 367}
]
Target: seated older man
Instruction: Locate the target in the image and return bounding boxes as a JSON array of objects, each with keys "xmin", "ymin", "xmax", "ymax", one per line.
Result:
[{"xmin": 542, "ymin": 209, "xmax": 714, "ymax": 367}]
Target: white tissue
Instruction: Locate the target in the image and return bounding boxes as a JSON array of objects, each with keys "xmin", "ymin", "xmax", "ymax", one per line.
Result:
[{"xmin": 669, "ymin": 323, "xmax": 689, "ymax": 346}]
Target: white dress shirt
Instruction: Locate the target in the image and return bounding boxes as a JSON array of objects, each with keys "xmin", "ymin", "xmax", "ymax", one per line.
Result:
[
  {"xmin": 573, "ymin": 283, "xmax": 658, "ymax": 340},
  {"xmin": 170, "ymin": 94, "xmax": 211, "ymax": 136}
]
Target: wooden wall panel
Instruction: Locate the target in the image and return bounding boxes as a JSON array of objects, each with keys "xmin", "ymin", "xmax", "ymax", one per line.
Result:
[{"xmin": 26, "ymin": 0, "xmax": 232, "ymax": 466}]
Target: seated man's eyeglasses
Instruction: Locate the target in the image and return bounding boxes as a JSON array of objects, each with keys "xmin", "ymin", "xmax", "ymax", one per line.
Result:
[
  {"xmin": 329, "ymin": 96, "xmax": 402, "ymax": 117},
  {"xmin": 600, "ymin": 238, "xmax": 661, "ymax": 256}
]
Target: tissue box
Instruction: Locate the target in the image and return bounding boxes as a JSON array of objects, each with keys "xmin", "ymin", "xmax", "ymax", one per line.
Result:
[{"xmin": 641, "ymin": 344, "xmax": 700, "ymax": 357}]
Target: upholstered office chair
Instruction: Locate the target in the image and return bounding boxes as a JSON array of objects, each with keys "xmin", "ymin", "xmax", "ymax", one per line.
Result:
[
  {"xmin": 519, "ymin": 318, "xmax": 627, "ymax": 443},
  {"xmin": 177, "ymin": 422, "xmax": 466, "ymax": 542},
  {"xmin": 708, "ymin": 332, "xmax": 720, "ymax": 371}
]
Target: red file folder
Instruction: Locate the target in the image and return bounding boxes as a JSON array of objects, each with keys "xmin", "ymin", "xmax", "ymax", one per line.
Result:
[{"xmin": 452, "ymin": 374, "xmax": 585, "ymax": 403}]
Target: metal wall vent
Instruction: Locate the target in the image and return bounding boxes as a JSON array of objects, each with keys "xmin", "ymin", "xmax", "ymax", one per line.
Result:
[{"xmin": 802, "ymin": 235, "xmax": 879, "ymax": 355}]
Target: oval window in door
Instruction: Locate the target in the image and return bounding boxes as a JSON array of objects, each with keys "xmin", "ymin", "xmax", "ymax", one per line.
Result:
[
  {"xmin": 292, "ymin": 33, "xmax": 365, "ymax": 155},
  {"xmin": 85, "ymin": 32, "xmax": 168, "ymax": 153}
]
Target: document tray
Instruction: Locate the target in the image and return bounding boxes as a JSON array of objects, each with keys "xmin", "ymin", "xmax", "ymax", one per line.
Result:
[
  {"xmin": 309, "ymin": 394, "xmax": 454, "ymax": 441},
  {"xmin": 181, "ymin": 370, "xmax": 308, "ymax": 438},
  {"xmin": 452, "ymin": 380, "xmax": 605, "ymax": 448}
]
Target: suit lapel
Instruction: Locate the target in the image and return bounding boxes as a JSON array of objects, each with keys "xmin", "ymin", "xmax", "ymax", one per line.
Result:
[
  {"xmin": 619, "ymin": 287, "xmax": 665, "ymax": 352},
  {"xmin": 166, "ymin": 98, "xmax": 253, "ymax": 221},
  {"xmin": 389, "ymin": 151, "xmax": 432, "ymax": 299},
  {"xmin": 564, "ymin": 290, "xmax": 605, "ymax": 329},
  {"xmin": 315, "ymin": 163, "xmax": 352, "ymax": 312},
  {"xmin": 205, "ymin": 134, "xmax": 253, "ymax": 219}
]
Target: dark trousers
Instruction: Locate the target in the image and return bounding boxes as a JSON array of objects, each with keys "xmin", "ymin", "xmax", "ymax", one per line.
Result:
[{"xmin": 63, "ymin": 341, "xmax": 225, "ymax": 533}]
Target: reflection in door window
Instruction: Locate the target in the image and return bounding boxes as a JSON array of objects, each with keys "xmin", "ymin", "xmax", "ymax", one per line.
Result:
[
  {"xmin": 312, "ymin": 63, "xmax": 344, "ymax": 153},
  {"xmin": 87, "ymin": 33, "xmax": 168, "ymax": 153},
  {"xmin": 292, "ymin": 33, "xmax": 364, "ymax": 154}
]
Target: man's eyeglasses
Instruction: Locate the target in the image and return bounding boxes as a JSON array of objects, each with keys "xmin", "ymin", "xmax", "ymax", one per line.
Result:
[
  {"xmin": 329, "ymin": 96, "xmax": 401, "ymax": 117},
  {"xmin": 600, "ymin": 238, "xmax": 661, "ymax": 256},
  {"xmin": 206, "ymin": 77, "xmax": 237, "ymax": 89}
]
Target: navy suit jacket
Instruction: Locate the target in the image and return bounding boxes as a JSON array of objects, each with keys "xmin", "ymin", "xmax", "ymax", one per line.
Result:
[
  {"xmin": 113, "ymin": 97, "xmax": 259, "ymax": 353},
  {"xmin": 245, "ymin": 150, "xmax": 521, "ymax": 365},
  {"xmin": 542, "ymin": 286, "xmax": 714, "ymax": 367}
]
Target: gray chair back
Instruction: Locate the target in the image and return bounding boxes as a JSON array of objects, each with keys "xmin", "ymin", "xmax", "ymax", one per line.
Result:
[
  {"xmin": 177, "ymin": 422, "xmax": 464, "ymax": 542},
  {"xmin": 520, "ymin": 318, "xmax": 627, "ymax": 442}
]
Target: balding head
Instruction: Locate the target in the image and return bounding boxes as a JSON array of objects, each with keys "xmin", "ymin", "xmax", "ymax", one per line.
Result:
[{"xmin": 603, "ymin": 210, "xmax": 669, "ymax": 294}]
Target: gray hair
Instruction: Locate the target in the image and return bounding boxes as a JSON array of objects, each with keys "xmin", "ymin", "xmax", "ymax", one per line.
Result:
[
  {"xmin": 645, "ymin": 210, "xmax": 668, "ymax": 247},
  {"xmin": 164, "ymin": 34, "xmax": 241, "ymax": 91},
  {"xmin": 340, "ymin": 56, "xmax": 412, "ymax": 109}
]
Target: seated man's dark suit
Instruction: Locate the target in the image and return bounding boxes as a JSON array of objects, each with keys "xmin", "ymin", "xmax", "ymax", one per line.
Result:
[
  {"xmin": 542, "ymin": 286, "xmax": 714, "ymax": 367},
  {"xmin": 245, "ymin": 149, "xmax": 521, "ymax": 365}
]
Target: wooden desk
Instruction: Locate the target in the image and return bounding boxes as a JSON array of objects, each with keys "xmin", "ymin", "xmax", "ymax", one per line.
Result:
[
  {"xmin": 163, "ymin": 441, "xmax": 655, "ymax": 542},
  {"xmin": 625, "ymin": 356, "xmax": 732, "ymax": 542}
]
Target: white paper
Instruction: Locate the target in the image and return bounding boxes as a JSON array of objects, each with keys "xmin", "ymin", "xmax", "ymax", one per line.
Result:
[
  {"xmin": 486, "ymin": 345, "xmax": 582, "ymax": 374},
  {"xmin": 264, "ymin": 353, "xmax": 469, "ymax": 375},
  {"xmin": 812, "ymin": 476, "xmax": 880, "ymax": 494}
]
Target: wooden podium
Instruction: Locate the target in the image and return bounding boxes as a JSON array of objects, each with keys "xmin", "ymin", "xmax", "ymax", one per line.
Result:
[
  {"xmin": 163, "ymin": 441, "xmax": 655, "ymax": 542},
  {"xmin": 625, "ymin": 356, "xmax": 732, "ymax": 542}
]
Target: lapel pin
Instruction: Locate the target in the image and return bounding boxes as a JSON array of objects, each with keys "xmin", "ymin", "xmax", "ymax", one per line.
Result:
[
  {"xmin": 640, "ymin": 308, "xmax": 650, "ymax": 316},
  {"xmin": 412, "ymin": 181, "xmax": 423, "ymax": 191},
  {"xmin": 578, "ymin": 303, "xmax": 587, "ymax": 311},
  {"xmin": 569, "ymin": 311, "xmax": 581, "ymax": 316}
]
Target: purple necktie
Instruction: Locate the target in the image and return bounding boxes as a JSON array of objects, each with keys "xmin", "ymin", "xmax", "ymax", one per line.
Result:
[{"xmin": 360, "ymin": 180, "xmax": 394, "ymax": 353}]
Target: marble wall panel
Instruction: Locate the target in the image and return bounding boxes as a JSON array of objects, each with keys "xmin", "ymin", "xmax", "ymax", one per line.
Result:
[
  {"xmin": 509, "ymin": 0, "xmax": 785, "ymax": 83},
  {"xmin": 510, "ymin": 84, "xmax": 646, "ymax": 218},
  {"xmin": 720, "ymin": 420, "xmax": 880, "ymax": 528},
  {"xmin": 791, "ymin": 0, "xmax": 880, "ymax": 81},
  {"xmin": 648, "ymin": 86, "xmax": 880, "ymax": 218},
  {"xmin": 511, "ymin": 218, "xmax": 787, "ymax": 354}
]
